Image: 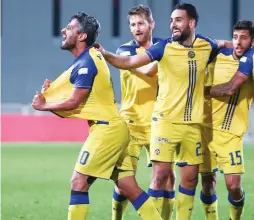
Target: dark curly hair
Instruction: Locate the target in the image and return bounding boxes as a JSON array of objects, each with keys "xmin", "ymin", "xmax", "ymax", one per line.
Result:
[{"xmin": 70, "ymin": 11, "xmax": 101, "ymax": 46}]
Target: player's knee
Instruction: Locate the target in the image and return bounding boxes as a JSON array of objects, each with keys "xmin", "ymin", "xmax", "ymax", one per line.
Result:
[
  {"xmin": 151, "ymin": 169, "xmax": 169, "ymax": 189},
  {"xmin": 168, "ymin": 169, "xmax": 176, "ymax": 183},
  {"xmin": 225, "ymin": 175, "xmax": 242, "ymax": 195},
  {"xmin": 201, "ymin": 174, "xmax": 216, "ymax": 195},
  {"xmin": 166, "ymin": 170, "xmax": 176, "ymax": 190},
  {"xmin": 116, "ymin": 187, "xmax": 132, "ymax": 198},
  {"xmin": 226, "ymin": 182, "xmax": 241, "ymax": 194},
  {"xmin": 70, "ymin": 173, "xmax": 91, "ymax": 192},
  {"xmin": 181, "ymin": 173, "xmax": 199, "ymax": 189}
]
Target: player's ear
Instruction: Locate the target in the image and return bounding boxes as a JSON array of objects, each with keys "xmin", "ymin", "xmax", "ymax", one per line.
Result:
[
  {"xmin": 189, "ymin": 19, "xmax": 196, "ymax": 29},
  {"xmin": 251, "ymin": 38, "xmax": 254, "ymax": 47},
  {"xmin": 150, "ymin": 20, "xmax": 155, "ymax": 30},
  {"xmin": 79, "ymin": 32, "xmax": 87, "ymax": 42}
]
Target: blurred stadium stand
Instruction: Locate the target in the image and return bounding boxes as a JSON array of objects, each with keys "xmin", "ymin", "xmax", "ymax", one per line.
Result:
[{"xmin": 1, "ymin": 0, "xmax": 254, "ymax": 142}]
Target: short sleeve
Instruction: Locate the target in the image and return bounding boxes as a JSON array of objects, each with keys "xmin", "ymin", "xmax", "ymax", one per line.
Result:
[
  {"xmin": 116, "ymin": 45, "xmax": 137, "ymax": 56},
  {"xmin": 71, "ymin": 57, "xmax": 98, "ymax": 89},
  {"xmin": 197, "ymin": 34, "xmax": 219, "ymax": 63},
  {"xmin": 146, "ymin": 39, "xmax": 169, "ymax": 62},
  {"xmin": 197, "ymin": 34, "xmax": 218, "ymax": 51},
  {"xmin": 237, "ymin": 55, "xmax": 253, "ymax": 77}
]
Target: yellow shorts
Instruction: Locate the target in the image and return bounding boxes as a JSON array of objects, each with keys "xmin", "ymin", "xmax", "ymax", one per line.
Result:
[
  {"xmin": 74, "ymin": 120, "xmax": 134, "ymax": 181},
  {"xmin": 127, "ymin": 123, "xmax": 151, "ymax": 169},
  {"xmin": 199, "ymin": 126, "xmax": 244, "ymax": 174},
  {"xmin": 150, "ymin": 117, "xmax": 203, "ymax": 166}
]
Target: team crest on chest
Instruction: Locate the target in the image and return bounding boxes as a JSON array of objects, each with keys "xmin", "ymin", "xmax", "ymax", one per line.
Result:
[{"xmin": 188, "ymin": 50, "xmax": 195, "ymax": 59}]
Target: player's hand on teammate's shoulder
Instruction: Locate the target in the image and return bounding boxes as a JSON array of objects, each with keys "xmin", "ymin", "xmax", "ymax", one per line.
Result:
[
  {"xmin": 41, "ymin": 79, "xmax": 52, "ymax": 93},
  {"xmin": 93, "ymin": 42, "xmax": 105, "ymax": 55},
  {"xmin": 31, "ymin": 91, "xmax": 46, "ymax": 111}
]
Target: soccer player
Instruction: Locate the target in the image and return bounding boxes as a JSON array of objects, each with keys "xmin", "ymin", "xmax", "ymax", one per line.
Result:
[
  {"xmin": 31, "ymin": 11, "xmax": 163, "ymax": 220},
  {"xmin": 112, "ymin": 5, "xmax": 176, "ymax": 220},
  {"xmin": 201, "ymin": 21, "xmax": 254, "ymax": 220},
  {"xmin": 94, "ymin": 3, "xmax": 231, "ymax": 220}
]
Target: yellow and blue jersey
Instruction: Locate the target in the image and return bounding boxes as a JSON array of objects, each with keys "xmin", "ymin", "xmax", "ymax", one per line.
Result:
[
  {"xmin": 204, "ymin": 48, "xmax": 253, "ymax": 136},
  {"xmin": 238, "ymin": 47, "xmax": 254, "ymax": 85},
  {"xmin": 117, "ymin": 38, "xmax": 162, "ymax": 127},
  {"xmin": 43, "ymin": 47, "xmax": 121, "ymax": 121},
  {"xmin": 146, "ymin": 34, "xmax": 218, "ymax": 123}
]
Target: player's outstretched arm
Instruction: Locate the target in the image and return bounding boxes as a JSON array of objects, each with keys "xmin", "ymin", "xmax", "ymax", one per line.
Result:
[
  {"xmin": 216, "ymin": 40, "xmax": 233, "ymax": 49},
  {"xmin": 32, "ymin": 88, "xmax": 89, "ymax": 111},
  {"xmin": 209, "ymin": 71, "xmax": 248, "ymax": 97},
  {"xmin": 131, "ymin": 61, "xmax": 158, "ymax": 77},
  {"xmin": 93, "ymin": 43, "xmax": 151, "ymax": 69}
]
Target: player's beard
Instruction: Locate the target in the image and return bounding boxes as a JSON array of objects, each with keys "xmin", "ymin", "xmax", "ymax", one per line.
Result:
[
  {"xmin": 172, "ymin": 26, "xmax": 191, "ymax": 42},
  {"xmin": 61, "ymin": 39, "xmax": 76, "ymax": 50},
  {"xmin": 134, "ymin": 33, "xmax": 151, "ymax": 46},
  {"xmin": 133, "ymin": 26, "xmax": 153, "ymax": 46}
]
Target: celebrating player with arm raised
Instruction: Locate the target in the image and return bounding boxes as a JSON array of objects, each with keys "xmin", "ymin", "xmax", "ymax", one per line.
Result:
[
  {"xmin": 94, "ymin": 3, "xmax": 232, "ymax": 220},
  {"xmin": 32, "ymin": 11, "xmax": 163, "ymax": 220}
]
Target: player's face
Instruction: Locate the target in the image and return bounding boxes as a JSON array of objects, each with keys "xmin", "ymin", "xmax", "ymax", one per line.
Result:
[
  {"xmin": 129, "ymin": 14, "xmax": 154, "ymax": 45},
  {"xmin": 170, "ymin": 9, "xmax": 192, "ymax": 42},
  {"xmin": 61, "ymin": 19, "xmax": 80, "ymax": 50},
  {"xmin": 233, "ymin": 30, "xmax": 252, "ymax": 58}
]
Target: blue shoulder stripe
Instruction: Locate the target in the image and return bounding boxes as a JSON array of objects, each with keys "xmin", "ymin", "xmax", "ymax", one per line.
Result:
[
  {"xmin": 116, "ymin": 45, "xmax": 137, "ymax": 56},
  {"xmin": 217, "ymin": 48, "xmax": 233, "ymax": 56},
  {"xmin": 196, "ymin": 34, "xmax": 218, "ymax": 50}
]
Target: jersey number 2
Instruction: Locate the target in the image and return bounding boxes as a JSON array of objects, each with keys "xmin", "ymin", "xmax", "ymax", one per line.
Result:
[{"xmin": 196, "ymin": 142, "xmax": 202, "ymax": 156}]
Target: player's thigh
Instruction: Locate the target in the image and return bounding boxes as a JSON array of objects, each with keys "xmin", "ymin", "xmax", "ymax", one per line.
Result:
[
  {"xmin": 179, "ymin": 165, "xmax": 199, "ymax": 187},
  {"xmin": 176, "ymin": 124, "xmax": 203, "ymax": 166},
  {"xmin": 199, "ymin": 126, "xmax": 218, "ymax": 173},
  {"xmin": 150, "ymin": 118, "xmax": 181, "ymax": 162},
  {"xmin": 224, "ymin": 174, "xmax": 242, "ymax": 191},
  {"xmin": 142, "ymin": 130, "xmax": 152, "ymax": 167},
  {"xmin": 127, "ymin": 127, "xmax": 145, "ymax": 170},
  {"xmin": 213, "ymin": 130, "xmax": 244, "ymax": 174},
  {"xmin": 75, "ymin": 122, "xmax": 131, "ymax": 179},
  {"xmin": 126, "ymin": 141, "xmax": 143, "ymax": 172},
  {"xmin": 111, "ymin": 145, "xmax": 135, "ymax": 182}
]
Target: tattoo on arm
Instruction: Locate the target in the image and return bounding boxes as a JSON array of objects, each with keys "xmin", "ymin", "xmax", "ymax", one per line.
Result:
[{"xmin": 210, "ymin": 72, "xmax": 248, "ymax": 97}]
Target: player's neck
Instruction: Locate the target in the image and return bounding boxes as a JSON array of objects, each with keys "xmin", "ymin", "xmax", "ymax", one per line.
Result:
[
  {"xmin": 136, "ymin": 37, "xmax": 153, "ymax": 49},
  {"xmin": 71, "ymin": 45, "xmax": 88, "ymax": 57},
  {"xmin": 181, "ymin": 32, "xmax": 196, "ymax": 47}
]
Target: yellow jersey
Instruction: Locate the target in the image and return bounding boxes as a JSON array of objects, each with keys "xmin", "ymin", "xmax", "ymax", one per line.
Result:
[
  {"xmin": 204, "ymin": 48, "xmax": 253, "ymax": 136},
  {"xmin": 117, "ymin": 38, "xmax": 162, "ymax": 127},
  {"xmin": 146, "ymin": 34, "xmax": 218, "ymax": 123},
  {"xmin": 43, "ymin": 47, "xmax": 121, "ymax": 121}
]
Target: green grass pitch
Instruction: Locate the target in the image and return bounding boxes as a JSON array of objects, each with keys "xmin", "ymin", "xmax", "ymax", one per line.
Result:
[{"xmin": 2, "ymin": 143, "xmax": 254, "ymax": 220}]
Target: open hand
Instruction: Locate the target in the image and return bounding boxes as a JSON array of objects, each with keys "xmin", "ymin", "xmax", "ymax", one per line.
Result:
[{"xmin": 32, "ymin": 91, "xmax": 46, "ymax": 110}]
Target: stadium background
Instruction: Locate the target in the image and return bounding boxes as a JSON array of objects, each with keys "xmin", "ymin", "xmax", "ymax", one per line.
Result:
[{"xmin": 2, "ymin": 0, "xmax": 254, "ymax": 219}]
